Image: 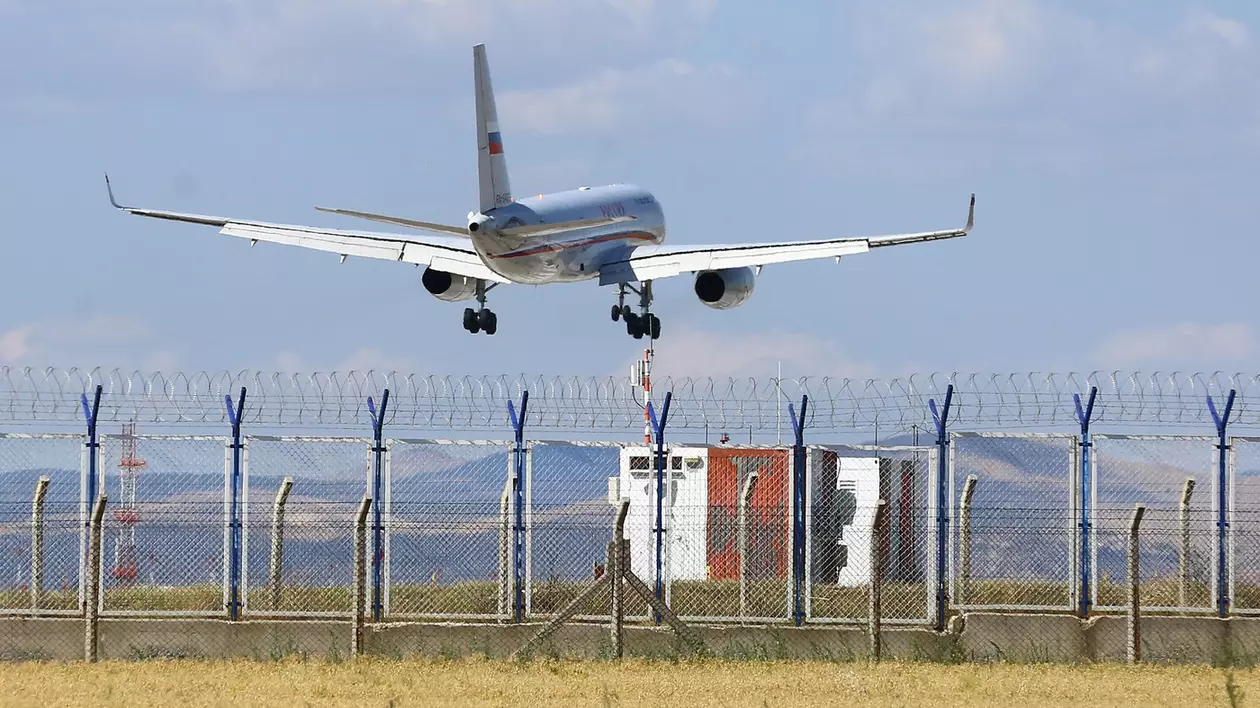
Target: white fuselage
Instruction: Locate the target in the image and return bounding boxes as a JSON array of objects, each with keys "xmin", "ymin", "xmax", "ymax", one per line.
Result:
[{"xmin": 470, "ymin": 184, "xmax": 665, "ymax": 285}]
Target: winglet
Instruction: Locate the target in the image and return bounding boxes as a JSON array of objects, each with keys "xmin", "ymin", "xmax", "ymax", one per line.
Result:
[
  {"xmin": 104, "ymin": 173, "xmax": 127, "ymax": 210},
  {"xmin": 965, "ymin": 193, "xmax": 976, "ymax": 232}
]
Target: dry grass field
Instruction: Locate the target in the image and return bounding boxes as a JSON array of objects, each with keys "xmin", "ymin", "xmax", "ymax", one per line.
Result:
[{"xmin": 0, "ymin": 659, "xmax": 1252, "ymax": 707}]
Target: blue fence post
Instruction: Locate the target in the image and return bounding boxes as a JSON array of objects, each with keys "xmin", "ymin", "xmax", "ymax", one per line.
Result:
[
  {"xmin": 928, "ymin": 384, "xmax": 953, "ymax": 632},
  {"xmin": 788, "ymin": 395, "xmax": 808, "ymax": 626},
  {"xmin": 367, "ymin": 389, "xmax": 390, "ymax": 622},
  {"xmin": 647, "ymin": 391, "xmax": 673, "ymax": 625},
  {"xmin": 224, "ymin": 387, "xmax": 246, "ymax": 621},
  {"xmin": 507, "ymin": 391, "xmax": 529, "ymax": 623},
  {"xmin": 80, "ymin": 385, "xmax": 103, "ymax": 505},
  {"xmin": 80, "ymin": 384, "xmax": 102, "ymax": 604},
  {"xmin": 1074, "ymin": 386, "xmax": 1098, "ymax": 619},
  {"xmin": 1209, "ymin": 389, "xmax": 1236, "ymax": 618}
]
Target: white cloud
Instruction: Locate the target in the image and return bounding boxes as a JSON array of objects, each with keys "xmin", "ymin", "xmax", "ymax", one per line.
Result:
[
  {"xmin": 0, "ymin": 316, "xmax": 180, "ymax": 370},
  {"xmin": 1134, "ymin": 11, "xmax": 1255, "ymax": 95},
  {"xmin": 273, "ymin": 346, "xmax": 424, "ymax": 373},
  {"xmin": 499, "ymin": 59, "xmax": 738, "ymax": 135},
  {"xmin": 631, "ymin": 328, "xmax": 880, "ymax": 381},
  {"xmin": 1093, "ymin": 323, "xmax": 1259, "ymax": 369}
]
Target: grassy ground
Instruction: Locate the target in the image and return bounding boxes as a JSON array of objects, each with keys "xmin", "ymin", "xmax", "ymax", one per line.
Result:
[{"xmin": 0, "ymin": 658, "xmax": 1252, "ymax": 707}]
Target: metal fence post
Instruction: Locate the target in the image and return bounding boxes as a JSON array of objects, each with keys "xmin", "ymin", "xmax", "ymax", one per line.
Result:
[
  {"xmin": 738, "ymin": 470, "xmax": 760, "ymax": 623},
  {"xmin": 928, "ymin": 384, "xmax": 953, "ymax": 632},
  {"xmin": 80, "ymin": 385, "xmax": 102, "ymax": 609},
  {"xmin": 367, "ymin": 389, "xmax": 390, "ymax": 622},
  {"xmin": 224, "ymin": 388, "xmax": 246, "ymax": 621},
  {"xmin": 869, "ymin": 499, "xmax": 888, "ymax": 662},
  {"xmin": 1179, "ymin": 478, "xmax": 1196, "ymax": 610},
  {"xmin": 352, "ymin": 495, "xmax": 372, "ymax": 657},
  {"xmin": 1128, "ymin": 503, "xmax": 1146, "ymax": 664},
  {"xmin": 269, "ymin": 477, "xmax": 293, "ymax": 610},
  {"xmin": 647, "ymin": 391, "xmax": 673, "ymax": 625},
  {"xmin": 958, "ymin": 475, "xmax": 977, "ymax": 604},
  {"xmin": 1209, "ymin": 390, "xmax": 1236, "ymax": 618},
  {"xmin": 788, "ymin": 395, "xmax": 808, "ymax": 626},
  {"xmin": 1074, "ymin": 386, "xmax": 1098, "ymax": 618},
  {"xmin": 31, "ymin": 476, "xmax": 50, "ymax": 610},
  {"xmin": 507, "ymin": 391, "xmax": 529, "ymax": 623},
  {"xmin": 497, "ymin": 475, "xmax": 512, "ymax": 622},
  {"xmin": 84, "ymin": 495, "xmax": 106, "ymax": 663}
]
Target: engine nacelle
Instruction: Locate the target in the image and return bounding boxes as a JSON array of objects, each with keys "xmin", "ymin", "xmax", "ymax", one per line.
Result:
[
  {"xmin": 693, "ymin": 267, "xmax": 756, "ymax": 310},
  {"xmin": 421, "ymin": 267, "xmax": 479, "ymax": 302}
]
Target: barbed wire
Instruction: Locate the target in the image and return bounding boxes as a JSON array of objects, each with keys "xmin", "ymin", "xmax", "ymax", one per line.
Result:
[{"xmin": 0, "ymin": 367, "xmax": 1256, "ymax": 433}]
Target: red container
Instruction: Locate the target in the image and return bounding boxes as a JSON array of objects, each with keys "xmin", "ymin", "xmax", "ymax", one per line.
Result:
[{"xmin": 705, "ymin": 448, "xmax": 791, "ymax": 581}]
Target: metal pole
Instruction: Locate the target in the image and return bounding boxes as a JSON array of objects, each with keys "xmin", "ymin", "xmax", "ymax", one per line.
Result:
[
  {"xmin": 224, "ymin": 388, "xmax": 246, "ymax": 621},
  {"xmin": 788, "ymin": 395, "xmax": 808, "ymax": 626},
  {"xmin": 351, "ymin": 495, "xmax": 372, "ymax": 657},
  {"xmin": 80, "ymin": 385, "xmax": 102, "ymax": 609},
  {"xmin": 869, "ymin": 499, "xmax": 888, "ymax": 661},
  {"xmin": 648, "ymin": 392, "xmax": 673, "ymax": 624},
  {"xmin": 367, "ymin": 390, "xmax": 390, "ymax": 622},
  {"xmin": 1128, "ymin": 504, "xmax": 1146, "ymax": 664},
  {"xmin": 958, "ymin": 475, "xmax": 977, "ymax": 604},
  {"xmin": 1179, "ymin": 478, "xmax": 1196, "ymax": 609},
  {"xmin": 738, "ymin": 471, "xmax": 760, "ymax": 622},
  {"xmin": 269, "ymin": 477, "xmax": 293, "ymax": 611},
  {"xmin": 1074, "ymin": 386, "xmax": 1098, "ymax": 618},
  {"xmin": 612, "ymin": 498, "xmax": 629, "ymax": 658},
  {"xmin": 1209, "ymin": 390, "xmax": 1236, "ymax": 617},
  {"xmin": 85, "ymin": 495, "xmax": 106, "ymax": 663},
  {"xmin": 497, "ymin": 475, "xmax": 512, "ymax": 622},
  {"xmin": 31, "ymin": 476, "xmax": 49, "ymax": 611},
  {"xmin": 928, "ymin": 385, "xmax": 953, "ymax": 631},
  {"xmin": 508, "ymin": 391, "xmax": 529, "ymax": 623}
]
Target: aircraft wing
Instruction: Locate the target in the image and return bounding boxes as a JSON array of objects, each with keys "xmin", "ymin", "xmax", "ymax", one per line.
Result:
[
  {"xmin": 598, "ymin": 194, "xmax": 974, "ymax": 285},
  {"xmin": 106, "ymin": 176, "xmax": 508, "ymax": 283}
]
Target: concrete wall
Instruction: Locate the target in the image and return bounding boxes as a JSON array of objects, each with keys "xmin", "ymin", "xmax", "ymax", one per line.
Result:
[{"xmin": 8, "ymin": 613, "xmax": 1260, "ymax": 664}]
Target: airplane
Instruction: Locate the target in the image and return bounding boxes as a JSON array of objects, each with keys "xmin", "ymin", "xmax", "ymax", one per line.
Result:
[{"xmin": 105, "ymin": 44, "xmax": 975, "ymax": 339}]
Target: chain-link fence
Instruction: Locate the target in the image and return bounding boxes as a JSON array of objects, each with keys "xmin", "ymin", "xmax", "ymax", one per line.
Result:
[
  {"xmin": 1093, "ymin": 435, "xmax": 1215, "ymax": 612},
  {"xmin": 96, "ymin": 434, "xmax": 229, "ymax": 617},
  {"xmin": 806, "ymin": 445, "xmax": 935, "ymax": 624},
  {"xmin": 527, "ymin": 441, "xmax": 626, "ymax": 620},
  {"xmin": 244, "ymin": 436, "xmax": 369, "ymax": 617},
  {"xmin": 386, "ymin": 439, "xmax": 509, "ymax": 620},
  {"xmin": 951, "ymin": 433, "xmax": 1077, "ymax": 611},
  {"xmin": 1231, "ymin": 437, "xmax": 1260, "ymax": 613},
  {"xmin": 0, "ymin": 433, "xmax": 84, "ymax": 616}
]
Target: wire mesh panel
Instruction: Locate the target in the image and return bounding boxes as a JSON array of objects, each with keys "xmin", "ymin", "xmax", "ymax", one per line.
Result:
[
  {"xmin": 244, "ymin": 436, "xmax": 369, "ymax": 617},
  {"xmin": 950, "ymin": 433, "xmax": 1076, "ymax": 611},
  {"xmin": 527, "ymin": 441, "xmax": 625, "ymax": 620},
  {"xmin": 96, "ymin": 434, "xmax": 229, "ymax": 616},
  {"xmin": 1093, "ymin": 435, "xmax": 1215, "ymax": 612},
  {"xmin": 806, "ymin": 445, "xmax": 935, "ymax": 624},
  {"xmin": 1231, "ymin": 437, "xmax": 1260, "ymax": 613},
  {"xmin": 385, "ymin": 439, "xmax": 510, "ymax": 619},
  {"xmin": 683, "ymin": 447, "xmax": 792, "ymax": 623},
  {"xmin": 0, "ymin": 434, "xmax": 84, "ymax": 615}
]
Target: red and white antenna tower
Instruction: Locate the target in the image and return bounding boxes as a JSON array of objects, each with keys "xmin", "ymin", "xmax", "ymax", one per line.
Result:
[
  {"xmin": 631, "ymin": 346, "xmax": 654, "ymax": 444},
  {"xmin": 112, "ymin": 422, "xmax": 145, "ymax": 584}
]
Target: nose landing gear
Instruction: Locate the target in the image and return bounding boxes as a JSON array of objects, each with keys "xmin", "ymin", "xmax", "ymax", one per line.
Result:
[
  {"xmin": 613, "ymin": 281, "xmax": 660, "ymax": 340},
  {"xmin": 463, "ymin": 280, "xmax": 498, "ymax": 335}
]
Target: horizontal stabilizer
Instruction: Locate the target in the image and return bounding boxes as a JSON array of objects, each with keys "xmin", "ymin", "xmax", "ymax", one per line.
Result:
[
  {"xmin": 315, "ymin": 207, "xmax": 469, "ymax": 236},
  {"xmin": 498, "ymin": 215, "xmax": 636, "ymax": 238}
]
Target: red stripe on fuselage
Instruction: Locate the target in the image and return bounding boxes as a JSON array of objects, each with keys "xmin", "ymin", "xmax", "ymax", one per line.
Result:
[{"xmin": 492, "ymin": 231, "xmax": 657, "ymax": 259}]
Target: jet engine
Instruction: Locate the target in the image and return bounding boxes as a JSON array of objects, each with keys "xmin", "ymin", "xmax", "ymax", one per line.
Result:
[
  {"xmin": 421, "ymin": 267, "xmax": 479, "ymax": 302},
  {"xmin": 693, "ymin": 267, "xmax": 756, "ymax": 310}
]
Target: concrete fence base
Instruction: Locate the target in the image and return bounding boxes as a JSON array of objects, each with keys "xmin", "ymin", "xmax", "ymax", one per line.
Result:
[{"xmin": 6, "ymin": 613, "xmax": 1260, "ymax": 664}]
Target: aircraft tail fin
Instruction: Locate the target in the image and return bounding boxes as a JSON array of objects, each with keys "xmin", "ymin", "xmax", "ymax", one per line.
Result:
[{"xmin": 474, "ymin": 44, "xmax": 512, "ymax": 213}]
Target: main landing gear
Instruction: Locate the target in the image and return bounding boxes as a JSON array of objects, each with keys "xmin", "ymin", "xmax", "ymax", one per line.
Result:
[
  {"xmin": 611, "ymin": 281, "xmax": 661, "ymax": 340},
  {"xmin": 463, "ymin": 280, "xmax": 498, "ymax": 335}
]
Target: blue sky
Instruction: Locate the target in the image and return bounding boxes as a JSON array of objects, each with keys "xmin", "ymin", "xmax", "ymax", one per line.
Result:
[{"xmin": 1, "ymin": 0, "xmax": 1257, "ymax": 381}]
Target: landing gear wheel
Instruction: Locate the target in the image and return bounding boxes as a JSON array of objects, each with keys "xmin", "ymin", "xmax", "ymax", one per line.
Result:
[
  {"xmin": 625, "ymin": 312, "xmax": 643, "ymax": 338},
  {"xmin": 648, "ymin": 314, "xmax": 661, "ymax": 340},
  {"xmin": 611, "ymin": 305, "xmax": 621, "ymax": 322},
  {"xmin": 481, "ymin": 310, "xmax": 498, "ymax": 336},
  {"xmin": 621, "ymin": 305, "xmax": 633, "ymax": 320},
  {"xmin": 463, "ymin": 307, "xmax": 479, "ymax": 334}
]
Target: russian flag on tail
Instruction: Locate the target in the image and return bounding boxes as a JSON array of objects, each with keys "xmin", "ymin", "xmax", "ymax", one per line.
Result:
[{"xmin": 488, "ymin": 131, "xmax": 504, "ymax": 155}]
